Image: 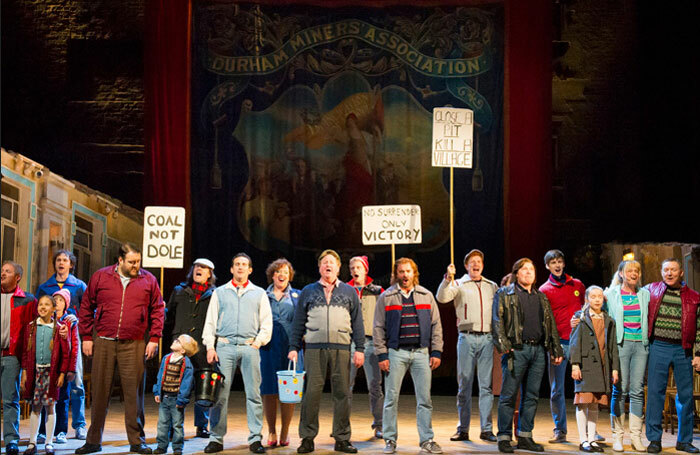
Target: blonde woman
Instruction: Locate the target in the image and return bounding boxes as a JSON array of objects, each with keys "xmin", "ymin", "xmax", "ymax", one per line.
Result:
[{"xmin": 604, "ymin": 260, "xmax": 649, "ymax": 452}]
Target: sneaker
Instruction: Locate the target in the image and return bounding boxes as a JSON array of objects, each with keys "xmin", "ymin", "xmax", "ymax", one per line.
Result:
[
  {"xmin": 374, "ymin": 428, "xmax": 383, "ymax": 439},
  {"xmin": 383, "ymin": 441, "xmax": 396, "ymax": 454},
  {"xmin": 420, "ymin": 440, "xmax": 443, "ymax": 454},
  {"xmin": 480, "ymin": 432, "xmax": 498, "ymax": 442},
  {"xmin": 548, "ymin": 432, "xmax": 567, "ymax": 443},
  {"xmin": 594, "ymin": 433, "xmax": 605, "ymax": 442},
  {"xmin": 76, "ymin": 427, "xmax": 87, "ymax": 440},
  {"xmin": 153, "ymin": 448, "xmax": 167, "ymax": 454},
  {"xmin": 37, "ymin": 434, "xmax": 46, "ymax": 444},
  {"xmin": 56, "ymin": 433, "xmax": 68, "ymax": 444}
]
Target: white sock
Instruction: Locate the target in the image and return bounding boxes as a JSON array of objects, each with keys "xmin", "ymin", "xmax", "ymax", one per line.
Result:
[
  {"xmin": 576, "ymin": 404, "xmax": 589, "ymax": 444},
  {"xmin": 29, "ymin": 412, "xmax": 40, "ymax": 444},
  {"xmin": 45, "ymin": 407, "xmax": 56, "ymax": 446},
  {"xmin": 587, "ymin": 406, "xmax": 599, "ymax": 444}
]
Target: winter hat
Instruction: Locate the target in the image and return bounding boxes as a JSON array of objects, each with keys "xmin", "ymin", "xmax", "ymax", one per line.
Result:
[
  {"xmin": 52, "ymin": 288, "xmax": 72, "ymax": 309},
  {"xmin": 349, "ymin": 256, "xmax": 369, "ymax": 273}
]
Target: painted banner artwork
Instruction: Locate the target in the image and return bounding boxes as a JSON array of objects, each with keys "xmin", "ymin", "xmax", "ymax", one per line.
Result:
[{"xmin": 191, "ymin": 2, "xmax": 503, "ymax": 281}]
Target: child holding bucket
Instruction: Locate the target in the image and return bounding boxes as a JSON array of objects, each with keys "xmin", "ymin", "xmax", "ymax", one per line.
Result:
[
  {"xmin": 569, "ymin": 286, "xmax": 620, "ymax": 453},
  {"xmin": 152, "ymin": 334, "xmax": 198, "ymax": 455}
]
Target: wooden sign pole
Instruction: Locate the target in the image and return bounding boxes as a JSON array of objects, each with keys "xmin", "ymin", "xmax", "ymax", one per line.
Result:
[
  {"xmin": 159, "ymin": 266, "xmax": 164, "ymax": 360},
  {"xmin": 450, "ymin": 167, "xmax": 454, "ymax": 265},
  {"xmin": 391, "ymin": 244, "xmax": 396, "ymax": 268}
]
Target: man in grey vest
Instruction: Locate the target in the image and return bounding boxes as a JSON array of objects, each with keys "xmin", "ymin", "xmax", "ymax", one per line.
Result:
[{"xmin": 202, "ymin": 253, "xmax": 272, "ymax": 454}]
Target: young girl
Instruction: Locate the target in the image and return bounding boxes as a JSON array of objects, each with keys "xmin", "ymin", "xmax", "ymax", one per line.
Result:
[
  {"xmin": 52, "ymin": 289, "xmax": 80, "ymax": 440},
  {"xmin": 570, "ymin": 285, "xmax": 620, "ymax": 453},
  {"xmin": 20, "ymin": 295, "xmax": 70, "ymax": 455}
]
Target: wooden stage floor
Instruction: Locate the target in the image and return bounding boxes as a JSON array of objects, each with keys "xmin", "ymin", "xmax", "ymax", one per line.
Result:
[{"xmin": 7, "ymin": 392, "xmax": 696, "ymax": 454}]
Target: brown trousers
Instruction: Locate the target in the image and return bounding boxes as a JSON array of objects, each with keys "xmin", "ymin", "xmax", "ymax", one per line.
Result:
[{"xmin": 87, "ymin": 337, "xmax": 146, "ymax": 445}]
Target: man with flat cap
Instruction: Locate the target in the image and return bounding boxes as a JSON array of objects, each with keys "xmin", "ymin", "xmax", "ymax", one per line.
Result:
[
  {"xmin": 437, "ymin": 249, "xmax": 498, "ymax": 443},
  {"xmin": 165, "ymin": 258, "xmax": 217, "ymax": 437}
]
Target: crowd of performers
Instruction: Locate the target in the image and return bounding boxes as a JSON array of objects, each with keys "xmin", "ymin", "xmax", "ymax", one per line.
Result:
[{"xmin": 2, "ymin": 245, "xmax": 699, "ymax": 455}]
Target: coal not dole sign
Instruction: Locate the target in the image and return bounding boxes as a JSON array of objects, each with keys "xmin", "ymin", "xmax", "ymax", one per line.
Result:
[
  {"xmin": 432, "ymin": 107, "xmax": 474, "ymax": 168},
  {"xmin": 142, "ymin": 206, "xmax": 186, "ymax": 268},
  {"xmin": 362, "ymin": 205, "xmax": 422, "ymax": 245}
]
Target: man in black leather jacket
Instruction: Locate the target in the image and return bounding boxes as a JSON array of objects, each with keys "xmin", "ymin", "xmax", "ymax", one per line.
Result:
[{"xmin": 492, "ymin": 258, "xmax": 563, "ymax": 453}]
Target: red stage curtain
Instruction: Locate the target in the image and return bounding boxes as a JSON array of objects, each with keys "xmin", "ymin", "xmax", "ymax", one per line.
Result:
[
  {"xmin": 144, "ymin": 0, "xmax": 192, "ymax": 210},
  {"xmin": 504, "ymin": 0, "xmax": 552, "ymax": 266}
]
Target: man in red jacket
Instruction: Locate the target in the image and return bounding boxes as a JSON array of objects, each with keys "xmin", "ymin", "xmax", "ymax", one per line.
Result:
[
  {"xmin": 538, "ymin": 250, "xmax": 585, "ymax": 444},
  {"xmin": 1, "ymin": 261, "xmax": 37, "ymax": 455},
  {"xmin": 76, "ymin": 243, "xmax": 164, "ymax": 455},
  {"xmin": 645, "ymin": 258, "xmax": 700, "ymax": 454}
]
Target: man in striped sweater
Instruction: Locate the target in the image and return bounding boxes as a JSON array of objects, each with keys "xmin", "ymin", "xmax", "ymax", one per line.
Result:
[
  {"xmin": 644, "ymin": 258, "xmax": 700, "ymax": 454},
  {"xmin": 373, "ymin": 258, "xmax": 443, "ymax": 454}
]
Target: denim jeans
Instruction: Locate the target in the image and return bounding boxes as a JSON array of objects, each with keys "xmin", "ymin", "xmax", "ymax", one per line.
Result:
[
  {"xmin": 70, "ymin": 352, "xmax": 86, "ymax": 430},
  {"xmin": 456, "ymin": 332, "xmax": 494, "ymax": 433},
  {"xmin": 1, "ymin": 355, "xmax": 21, "ymax": 443},
  {"xmin": 194, "ymin": 403, "xmax": 209, "ymax": 429},
  {"xmin": 349, "ymin": 337, "xmax": 384, "ymax": 430},
  {"xmin": 497, "ymin": 344, "xmax": 546, "ymax": 441},
  {"xmin": 382, "ymin": 347, "xmax": 434, "ymax": 444},
  {"xmin": 646, "ymin": 341, "xmax": 694, "ymax": 443},
  {"xmin": 209, "ymin": 343, "xmax": 263, "ymax": 444},
  {"xmin": 611, "ymin": 340, "xmax": 648, "ymax": 418},
  {"xmin": 548, "ymin": 341, "xmax": 570, "ymax": 435},
  {"xmin": 156, "ymin": 396, "xmax": 185, "ymax": 451}
]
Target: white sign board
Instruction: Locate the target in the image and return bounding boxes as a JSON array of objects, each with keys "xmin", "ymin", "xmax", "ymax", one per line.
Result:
[
  {"xmin": 431, "ymin": 107, "xmax": 474, "ymax": 168},
  {"xmin": 142, "ymin": 206, "xmax": 186, "ymax": 268},
  {"xmin": 362, "ymin": 205, "xmax": 422, "ymax": 245}
]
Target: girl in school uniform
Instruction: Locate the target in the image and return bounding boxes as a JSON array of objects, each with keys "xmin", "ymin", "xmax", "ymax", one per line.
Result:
[{"xmin": 570, "ymin": 285, "xmax": 620, "ymax": 453}]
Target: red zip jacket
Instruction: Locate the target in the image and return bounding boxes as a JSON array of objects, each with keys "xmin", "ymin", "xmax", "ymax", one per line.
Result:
[
  {"xmin": 539, "ymin": 274, "xmax": 585, "ymax": 341},
  {"xmin": 21, "ymin": 318, "xmax": 70, "ymax": 401},
  {"xmin": 79, "ymin": 265, "xmax": 164, "ymax": 343},
  {"xmin": 2, "ymin": 286, "xmax": 37, "ymax": 357},
  {"xmin": 647, "ymin": 281, "xmax": 700, "ymax": 351}
]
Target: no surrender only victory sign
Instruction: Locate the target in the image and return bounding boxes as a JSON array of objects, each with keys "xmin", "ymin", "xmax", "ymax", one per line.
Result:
[{"xmin": 362, "ymin": 205, "xmax": 422, "ymax": 245}]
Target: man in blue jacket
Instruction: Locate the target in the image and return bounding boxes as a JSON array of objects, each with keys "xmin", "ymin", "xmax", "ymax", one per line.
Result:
[
  {"xmin": 373, "ymin": 258, "xmax": 444, "ymax": 454},
  {"xmin": 36, "ymin": 250, "xmax": 87, "ymax": 442}
]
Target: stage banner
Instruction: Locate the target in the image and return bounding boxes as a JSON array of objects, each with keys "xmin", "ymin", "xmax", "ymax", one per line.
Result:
[{"xmin": 191, "ymin": 2, "xmax": 504, "ymax": 285}]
